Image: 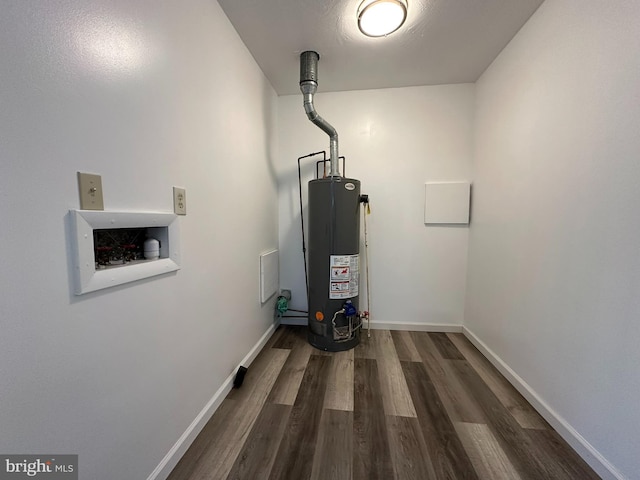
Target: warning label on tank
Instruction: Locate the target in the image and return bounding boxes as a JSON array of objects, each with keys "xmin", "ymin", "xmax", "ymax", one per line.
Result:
[
  {"xmin": 329, "ymin": 254, "xmax": 359, "ymax": 299},
  {"xmin": 331, "ymin": 266, "xmax": 350, "ymax": 280}
]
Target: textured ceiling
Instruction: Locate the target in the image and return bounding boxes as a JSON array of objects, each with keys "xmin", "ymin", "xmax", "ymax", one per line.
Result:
[{"xmin": 217, "ymin": 0, "xmax": 544, "ymax": 95}]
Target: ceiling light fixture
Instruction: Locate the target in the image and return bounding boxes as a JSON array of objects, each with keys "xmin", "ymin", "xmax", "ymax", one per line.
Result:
[{"xmin": 358, "ymin": 0, "xmax": 408, "ymax": 37}]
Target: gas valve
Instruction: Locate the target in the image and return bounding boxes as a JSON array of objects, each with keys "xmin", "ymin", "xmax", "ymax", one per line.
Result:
[{"xmin": 343, "ymin": 300, "xmax": 357, "ymax": 317}]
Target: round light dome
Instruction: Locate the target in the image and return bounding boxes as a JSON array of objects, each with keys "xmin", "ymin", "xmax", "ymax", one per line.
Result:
[{"xmin": 358, "ymin": 0, "xmax": 408, "ymax": 37}]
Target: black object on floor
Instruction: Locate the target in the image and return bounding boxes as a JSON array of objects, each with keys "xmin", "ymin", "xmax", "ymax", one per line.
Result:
[{"xmin": 233, "ymin": 366, "xmax": 248, "ymax": 388}]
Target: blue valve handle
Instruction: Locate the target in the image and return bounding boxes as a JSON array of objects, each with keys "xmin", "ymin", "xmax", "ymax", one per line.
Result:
[{"xmin": 343, "ymin": 300, "xmax": 357, "ymax": 317}]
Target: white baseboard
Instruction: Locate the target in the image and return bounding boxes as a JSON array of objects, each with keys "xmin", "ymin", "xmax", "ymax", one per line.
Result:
[
  {"xmin": 369, "ymin": 321, "xmax": 462, "ymax": 332},
  {"xmin": 462, "ymin": 326, "xmax": 625, "ymax": 480},
  {"xmin": 279, "ymin": 317, "xmax": 307, "ymax": 326},
  {"xmin": 146, "ymin": 321, "xmax": 279, "ymax": 480},
  {"xmin": 279, "ymin": 318, "xmax": 463, "ymax": 333}
]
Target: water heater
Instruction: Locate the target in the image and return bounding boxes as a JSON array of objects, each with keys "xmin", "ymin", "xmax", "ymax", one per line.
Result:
[
  {"xmin": 307, "ymin": 177, "xmax": 361, "ymax": 351},
  {"xmin": 300, "ymin": 51, "xmax": 363, "ymax": 351}
]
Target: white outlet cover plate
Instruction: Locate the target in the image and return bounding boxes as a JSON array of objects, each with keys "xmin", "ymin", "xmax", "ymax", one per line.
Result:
[{"xmin": 173, "ymin": 187, "xmax": 186, "ymax": 215}]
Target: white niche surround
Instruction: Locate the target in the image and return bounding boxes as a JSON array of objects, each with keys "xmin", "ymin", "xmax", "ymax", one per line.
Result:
[{"xmin": 70, "ymin": 210, "xmax": 180, "ymax": 295}]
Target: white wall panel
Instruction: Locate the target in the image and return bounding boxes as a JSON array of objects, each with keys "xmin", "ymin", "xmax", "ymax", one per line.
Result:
[
  {"xmin": 466, "ymin": 1, "xmax": 640, "ymax": 477},
  {"xmin": 0, "ymin": 2, "xmax": 278, "ymax": 478},
  {"xmin": 277, "ymin": 84, "xmax": 474, "ymax": 327}
]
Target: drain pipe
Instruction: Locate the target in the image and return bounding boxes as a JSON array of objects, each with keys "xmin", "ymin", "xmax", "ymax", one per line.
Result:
[{"xmin": 299, "ymin": 51, "xmax": 340, "ymax": 177}]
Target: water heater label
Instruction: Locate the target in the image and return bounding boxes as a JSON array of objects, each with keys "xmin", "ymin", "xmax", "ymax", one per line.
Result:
[{"xmin": 329, "ymin": 254, "xmax": 359, "ymax": 299}]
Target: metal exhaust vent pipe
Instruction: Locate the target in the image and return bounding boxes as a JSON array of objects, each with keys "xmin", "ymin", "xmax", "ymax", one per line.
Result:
[{"xmin": 299, "ymin": 51, "xmax": 340, "ymax": 177}]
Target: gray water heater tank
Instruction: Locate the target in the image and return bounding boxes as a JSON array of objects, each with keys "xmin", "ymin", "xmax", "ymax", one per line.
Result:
[{"xmin": 307, "ymin": 177, "xmax": 361, "ymax": 351}]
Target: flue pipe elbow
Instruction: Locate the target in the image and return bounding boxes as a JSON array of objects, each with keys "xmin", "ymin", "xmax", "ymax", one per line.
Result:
[{"xmin": 299, "ymin": 51, "xmax": 340, "ymax": 177}]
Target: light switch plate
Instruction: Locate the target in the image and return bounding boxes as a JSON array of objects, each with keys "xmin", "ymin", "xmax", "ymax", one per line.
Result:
[
  {"xmin": 78, "ymin": 172, "xmax": 104, "ymax": 210},
  {"xmin": 173, "ymin": 187, "xmax": 186, "ymax": 215}
]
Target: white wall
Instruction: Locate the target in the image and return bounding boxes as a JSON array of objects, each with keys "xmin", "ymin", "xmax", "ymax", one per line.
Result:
[
  {"xmin": 0, "ymin": 1, "xmax": 278, "ymax": 479},
  {"xmin": 277, "ymin": 85, "xmax": 474, "ymax": 327},
  {"xmin": 466, "ymin": 1, "xmax": 640, "ymax": 478}
]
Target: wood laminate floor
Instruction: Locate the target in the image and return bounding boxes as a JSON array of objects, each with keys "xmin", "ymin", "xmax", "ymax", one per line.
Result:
[{"xmin": 167, "ymin": 326, "xmax": 600, "ymax": 480}]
